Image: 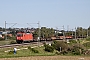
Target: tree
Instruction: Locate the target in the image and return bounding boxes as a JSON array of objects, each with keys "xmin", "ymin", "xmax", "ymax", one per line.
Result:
[
  {"xmin": 88, "ymin": 26, "xmax": 90, "ymax": 36},
  {"xmin": 76, "ymin": 27, "xmax": 87, "ymax": 38},
  {"xmin": 33, "ymin": 27, "xmax": 55, "ymax": 39},
  {"xmin": 0, "ymin": 27, "xmax": 2, "ymax": 31}
]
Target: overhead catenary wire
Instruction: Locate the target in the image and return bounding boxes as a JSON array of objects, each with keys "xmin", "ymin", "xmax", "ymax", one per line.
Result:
[{"xmin": 5, "ymin": 21, "xmax": 17, "ymax": 40}]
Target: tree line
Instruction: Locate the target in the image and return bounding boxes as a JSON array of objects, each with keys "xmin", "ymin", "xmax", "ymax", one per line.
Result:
[{"xmin": 0, "ymin": 26, "xmax": 90, "ymax": 39}]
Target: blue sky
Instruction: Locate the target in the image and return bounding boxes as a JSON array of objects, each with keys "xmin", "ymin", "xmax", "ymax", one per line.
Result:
[{"xmin": 0, "ymin": 0, "xmax": 90, "ymax": 30}]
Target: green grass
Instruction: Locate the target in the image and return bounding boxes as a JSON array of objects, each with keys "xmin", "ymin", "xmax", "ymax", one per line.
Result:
[
  {"xmin": 0, "ymin": 46, "xmax": 56, "ymax": 58},
  {"xmin": 0, "ymin": 39, "xmax": 16, "ymax": 45},
  {"xmin": 0, "ymin": 37, "xmax": 90, "ymax": 58}
]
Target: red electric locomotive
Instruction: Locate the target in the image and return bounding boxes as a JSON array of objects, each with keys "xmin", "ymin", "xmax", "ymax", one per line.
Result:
[{"xmin": 16, "ymin": 32, "xmax": 33, "ymax": 43}]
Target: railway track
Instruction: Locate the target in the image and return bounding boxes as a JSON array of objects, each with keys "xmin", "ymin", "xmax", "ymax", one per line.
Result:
[
  {"xmin": 0, "ymin": 42, "xmax": 43, "ymax": 48},
  {"xmin": 0, "ymin": 39, "xmax": 70, "ymax": 48}
]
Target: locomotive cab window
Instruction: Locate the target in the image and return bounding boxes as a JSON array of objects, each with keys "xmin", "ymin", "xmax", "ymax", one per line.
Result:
[{"xmin": 17, "ymin": 34, "xmax": 23, "ymax": 37}]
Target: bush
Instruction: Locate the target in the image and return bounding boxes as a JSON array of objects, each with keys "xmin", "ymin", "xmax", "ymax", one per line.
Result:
[
  {"xmin": 69, "ymin": 40, "xmax": 77, "ymax": 44},
  {"xmin": 53, "ymin": 40, "xmax": 58, "ymax": 44},
  {"xmin": 52, "ymin": 41, "xmax": 69, "ymax": 55},
  {"xmin": 0, "ymin": 37, "xmax": 4, "ymax": 41},
  {"xmin": 72, "ymin": 47, "xmax": 80, "ymax": 55},
  {"xmin": 8, "ymin": 50, "xmax": 14, "ymax": 54},
  {"xmin": 28, "ymin": 46, "xmax": 32, "ymax": 50},
  {"xmin": 52, "ymin": 41, "xmax": 68, "ymax": 52},
  {"xmin": 44, "ymin": 44, "xmax": 54, "ymax": 52},
  {"xmin": 84, "ymin": 50, "xmax": 90, "ymax": 55},
  {"xmin": 71, "ymin": 43, "xmax": 85, "ymax": 55},
  {"xmin": 83, "ymin": 42, "xmax": 90, "ymax": 48},
  {"xmin": 10, "ymin": 41, "xmax": 17, "ymax": 44},
  {"xmin": 86, "ymin": 37, "xmax": 90, "ymax": 41},
  {"xmin": 7, "ymin": 36, "xmax": 16, "ymax": 40},
  {"xmin": 28, "ymin": 46, "xmax": 39, "ymax": 53},
  {"xmin": 55, "ymin": 51, "xmax": 61, "ymax": 55},
  {"xmin": 31, "ymin": 48, "xmax": 39, "ymax": 53}
]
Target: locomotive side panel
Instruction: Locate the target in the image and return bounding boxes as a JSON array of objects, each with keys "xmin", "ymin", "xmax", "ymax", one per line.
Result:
[{"xmin": 23, "ymin": 33, "xmax": 33, "ymax": 41}]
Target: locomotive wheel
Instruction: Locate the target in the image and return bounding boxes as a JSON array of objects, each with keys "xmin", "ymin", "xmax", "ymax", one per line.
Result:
[{"xmin": 16, "ymin": 40, "xmax": 23, "ymax": 44}]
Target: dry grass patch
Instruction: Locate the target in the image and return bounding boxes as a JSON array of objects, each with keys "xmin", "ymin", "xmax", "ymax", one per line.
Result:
[{"xmin": 0, "ymin": 56, "xmax": 90, "ymax": 60}]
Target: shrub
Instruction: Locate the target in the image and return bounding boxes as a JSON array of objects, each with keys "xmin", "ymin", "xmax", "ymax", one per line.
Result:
[
  {"xmin": 0, "ymin": 37, "xmax": 4, "ymax": 41},
  {"xmin": 53, "ymin": 41, "xmax": 69, "ymax": 55},
  {"xmin": 28, "ymin": 46, "xmax": 39, "ymax": 53},
  {"xmin": 52, "ymin": 41, "xmax": 68, "ymax": 52},
  {"xmin": 28, "ymin": 46, "xmax": 32, "ymax": 50},
  {"xmin": 86, "ymin": 37, "xmax": 90, "ymax": 41},
  {"xmin": 53, "ymin": 40, "xmax": 58, "ymax": 44},
  {"xmin": 69, "ymin": 40, "xmax": 77, "ymax": 44},
  {"xmin": 7, "ymin": 36, "xmax": 16, "ymax": 40},
  {"xmin": 71, "ymin": 43, "xmax": 85, "ymax": 55},
  {"xmin": 84, "ymin": 50, "xmax": 90, "ymax": 55},
  {"xmin": 31, "ymin": 48, "xmax": 39, "ymax": 53},
  {"xmin": 72, "ymin": 47, "xmax": 80, "ymax": 55},
  {"xmin": 83, "ymin": 42, "xmax": 90, "ymax": 48},
  {"xmin": 55, "ymin": 51, "xmax": 61, "ymax": 55},
  {"xmin": 8, "ymin": 50, "xmax": 14, "ymax": 54},
  {"xmin": 44, "ymin": 44, "xmax": 54, "ymax": 52},
  {"xmin": 10, "ymin": 41, "xmax": 17, "ymax": 44},
  {"xmin": 61, "ymin": 50, "xmax": 68, "ymax": 55}
]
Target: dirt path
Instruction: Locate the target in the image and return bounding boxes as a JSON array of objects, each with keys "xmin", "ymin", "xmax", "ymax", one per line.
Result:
[{"xmin": 0, "ymin": 56, "xmax": 90, "ymax": 60}]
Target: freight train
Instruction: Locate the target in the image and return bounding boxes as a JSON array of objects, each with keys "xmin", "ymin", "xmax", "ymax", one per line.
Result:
[{"xmin": 16, "ymin": 31, "xmax": 73, "ymax": 43}]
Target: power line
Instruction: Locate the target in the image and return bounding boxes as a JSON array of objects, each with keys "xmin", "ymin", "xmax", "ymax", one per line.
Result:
[
  {"xmin": 62, "ymin": 25, "xmax": 65, "ymax": 40},
  {"xmin": 75, "ymin": 27, "xmax": 77, "ymax": 40},
  {"xmin": 87, "ymin": 29, "xmax": 88, "ymax": 37},
  {"xmin": 27, "ymin": 21, "xmax": 41, "ymax": 46},
  {"xmin": 5, "ymin": 21, "xmax": 17, "ymax": 40}
]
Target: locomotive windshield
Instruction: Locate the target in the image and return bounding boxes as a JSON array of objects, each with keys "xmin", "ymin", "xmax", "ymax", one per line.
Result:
[{"xmin": 17, "ymin": 34, "xmax": 23, "ymax": 37}]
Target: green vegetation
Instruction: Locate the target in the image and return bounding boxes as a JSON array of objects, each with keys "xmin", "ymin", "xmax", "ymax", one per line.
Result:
[
  {"xmin": 71, "ymin": 43, "xmax": 85, "ymax": 55},
  {"xmin": 0, "ymin": 37, "xmax": 4, "ymax": 41},
  {"xmin": 10, "ymin": 40, "xmax": 17, "ymax": 44},
  {"xmin": 0, "ymin": 40, "xmax": 16, "ymax": 45},
  {"xmin": 51, "ymin": 40, "xmax": 85, "ymax": 55},
  {"xmin": 44, "ymin": 44, "xmax": 54, "ymax": 52},
  {"xmin": 0, "ymin": 37, "xmax": 90, "ymax": 58},
  {"xmin": 83, "ymin": 42, "xmax": 90, "ymax": 49},
  {"xmin": 52, "ymin": 41, "xmax": 68, "ymax": 52},
  {"xmin": 86, "ymin": 37, "xmax": 90, "ymax": 41},
  {"xmin": 33, "ymin": 27, "xmax": 55, "ymax": 39},
  {"xmin": 28, "ymin": 46, "xmax": 39, "ymax": 53},
  {"xmin": 51, "ymin": 38, "xmax": 90, "ymax": 55},
  {"xmin": 7, "ymin": 36, "xmax": 16, "ymax": 40},
  {"xmin": 69, "ymin": 40, "xmax": 77, "ymax": 44},
  {"xmin": 0, "ymin": 46, "xmax": 56, "ymax": 58}
]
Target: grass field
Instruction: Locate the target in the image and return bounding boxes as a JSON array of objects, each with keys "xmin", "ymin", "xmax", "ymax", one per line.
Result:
[
  {"xmin": 0, "ymin": 38, "xmax": 90, "ymax": 60},
  {"xmin": 0, "ymin": 45, "xmax": 90, "ymax": 60},
  {"xmin": 0, "ymin": 46, "xmax": 56, "ymax": 58},
  {"xmin": 0, "ymin": 39, "xmax": 16, "ymax": 45},
  {"xmin": 0, "ymin": 56, "xmax": 90, "ymax": 60}
]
